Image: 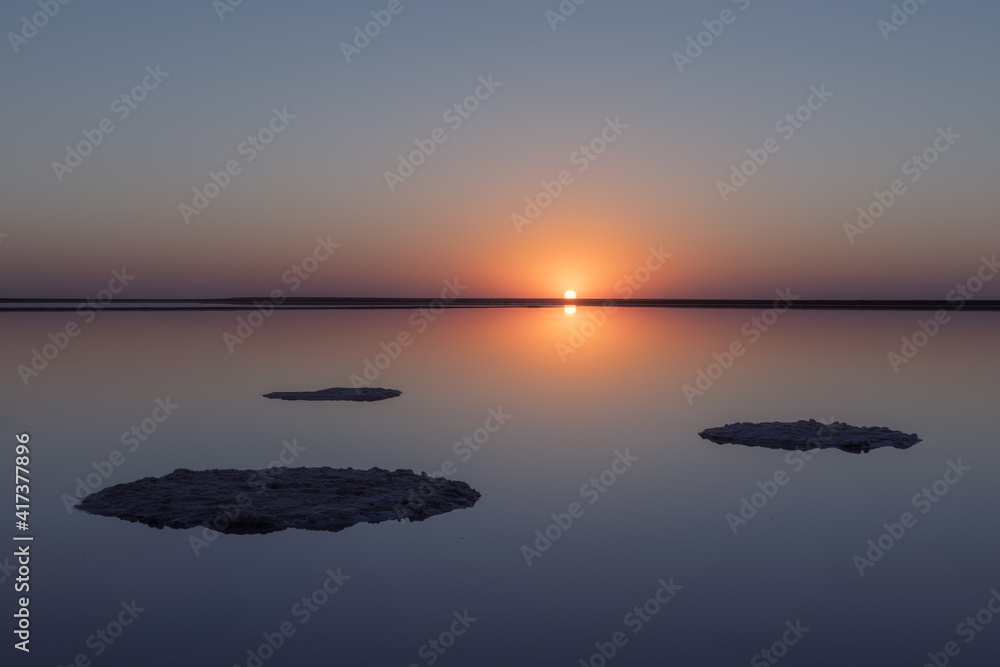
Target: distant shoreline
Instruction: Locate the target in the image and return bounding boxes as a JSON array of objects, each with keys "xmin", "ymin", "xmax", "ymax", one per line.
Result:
[{"xmin": 2, "ymin": 297, "xmax": 1000, "ymax": 312}]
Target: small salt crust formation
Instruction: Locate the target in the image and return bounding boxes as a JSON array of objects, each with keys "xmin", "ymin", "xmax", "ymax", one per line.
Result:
[
  {"xmin": 262, "ymin": 387, "xmax": 402, "ymax": 402},
  {"xmin": 699, "ymin": 419, "xmax": 920, "ymax": 454},
  {"xmin": 77, "ymin": 466, "xmax": 480, "ymax": 533}
]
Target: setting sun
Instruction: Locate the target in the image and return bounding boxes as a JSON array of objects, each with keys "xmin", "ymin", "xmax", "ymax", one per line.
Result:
[{"xmin": 563, "ymin": 290, "xmax": 576, "ymax": 314}]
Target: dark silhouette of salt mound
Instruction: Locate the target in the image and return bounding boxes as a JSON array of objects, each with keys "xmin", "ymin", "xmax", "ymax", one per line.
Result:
[
  {"xmin": 263, "ymin": 387, "xmax": 401, "ymax": 402},
  {"xmin": 699, "ymin": 419, "xmax": 920, "ymax": 454},
  {"xmin": 76, "ymin": 467, "xmax": 479, "ymax": 534}
]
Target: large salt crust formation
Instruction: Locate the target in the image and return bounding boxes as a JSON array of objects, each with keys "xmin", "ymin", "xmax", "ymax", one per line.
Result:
[
  {"xmin": 699, "ymin": 420, "xmax": 920, "ymax": 453},
  {"xmin": 77, "ymin": 466, "xmax": 480, "ymax": 533}
]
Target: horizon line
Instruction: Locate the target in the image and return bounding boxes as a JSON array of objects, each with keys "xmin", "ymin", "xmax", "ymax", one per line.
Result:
[{"xmin": 2, "ymin": 297, "xmax": 999, "ymax": 312}]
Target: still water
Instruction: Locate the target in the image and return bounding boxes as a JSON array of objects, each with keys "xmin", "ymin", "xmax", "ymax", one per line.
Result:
[{"xmin": 3, "ymin": 306, "xmax": 998, "ymax": 666}]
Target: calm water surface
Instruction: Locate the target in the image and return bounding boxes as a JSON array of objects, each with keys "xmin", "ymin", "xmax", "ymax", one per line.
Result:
[{"xmin": 4, "ymin": 307, "xmax": 999, "ymax": 666}]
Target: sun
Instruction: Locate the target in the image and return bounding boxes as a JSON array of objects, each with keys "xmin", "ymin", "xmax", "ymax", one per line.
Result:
[{"xmin": 563, "ymin": 290, "xmax": 576, "ymax": 315}]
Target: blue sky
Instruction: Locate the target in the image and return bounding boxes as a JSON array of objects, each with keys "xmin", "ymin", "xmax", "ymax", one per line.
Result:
[{"xmin": 2, "ymin": 0, "xmax": 997, "ymax": 298}]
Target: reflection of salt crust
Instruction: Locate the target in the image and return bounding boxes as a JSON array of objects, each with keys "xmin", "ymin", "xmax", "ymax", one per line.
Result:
[
  {"xmin": 78, "ymin": 467, "xmax": 479, "ymax": 533},
  {"xmin": 263, "ymin": 387, "xmax": 401, "ymax": 402},
  {"xmin": 699, "ymin": 420, "xmax": 920, "ymax": 453}
]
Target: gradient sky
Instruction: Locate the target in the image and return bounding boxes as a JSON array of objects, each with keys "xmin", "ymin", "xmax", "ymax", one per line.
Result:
[{"xmin": 1, "ymin": 0, "xmax": 998, "ymax": 299}]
